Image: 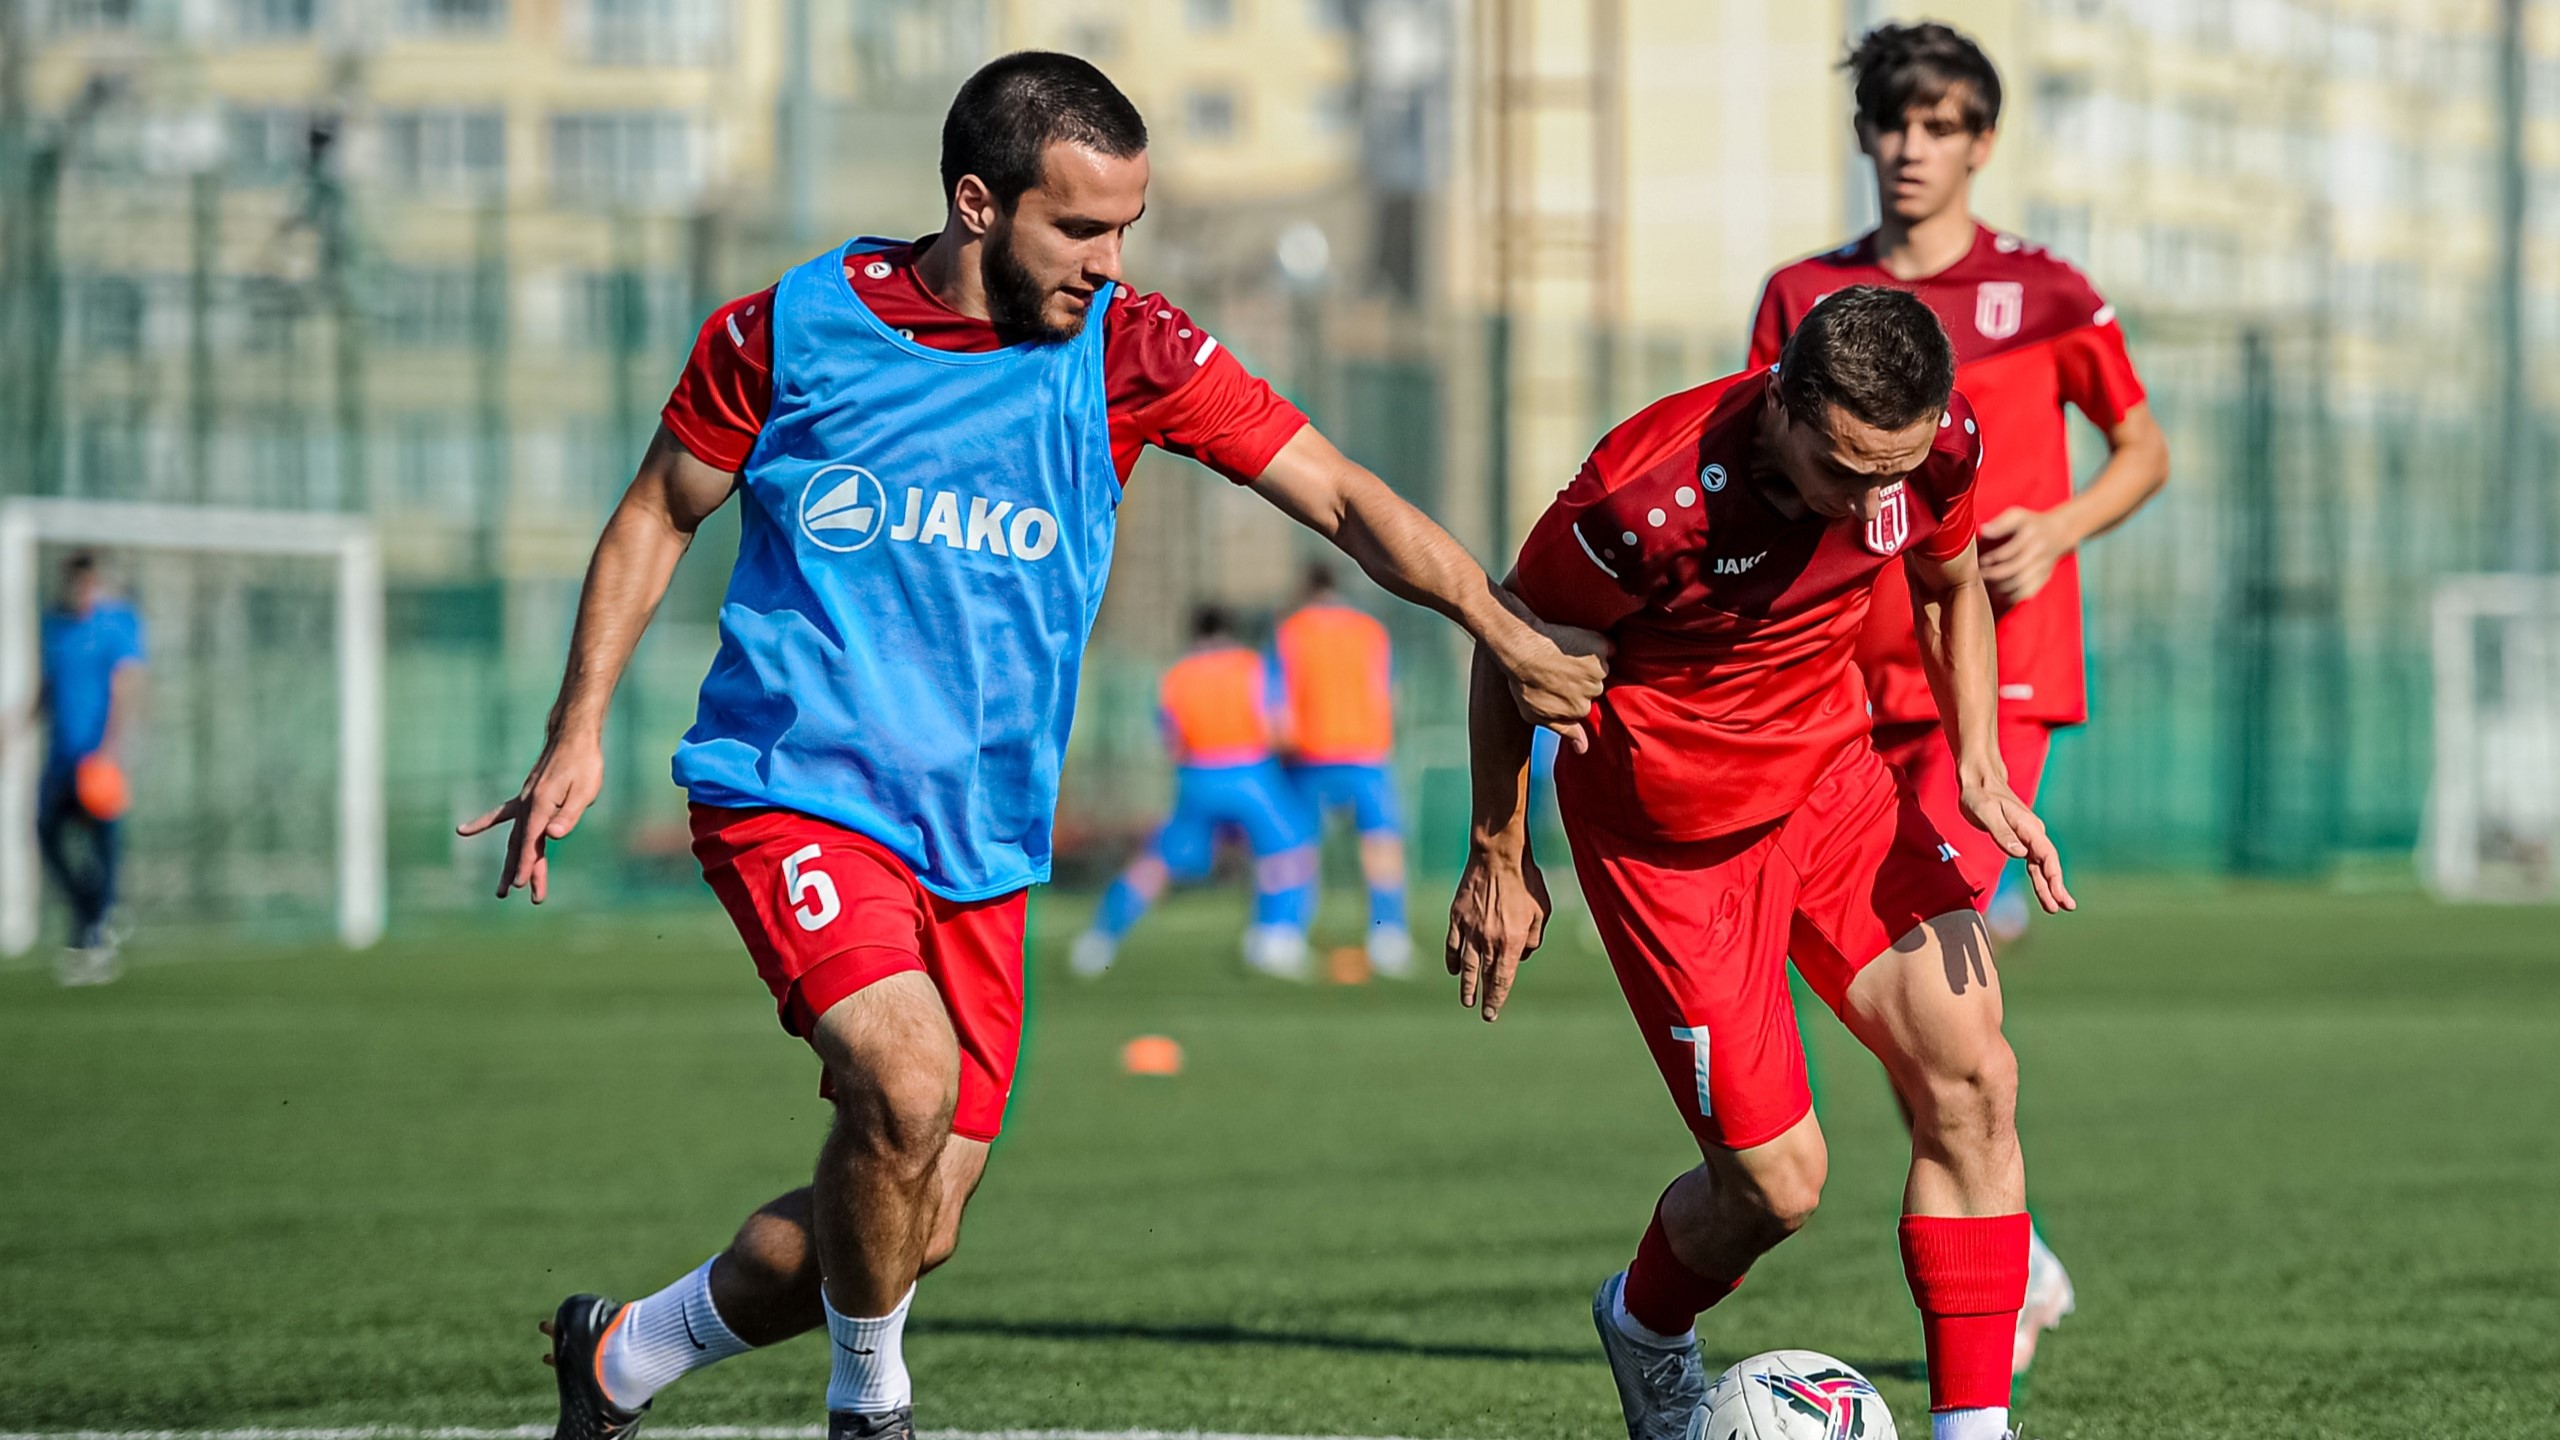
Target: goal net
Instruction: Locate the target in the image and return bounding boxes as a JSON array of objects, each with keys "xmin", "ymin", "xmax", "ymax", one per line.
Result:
[
  {"xmin": 2427, "ymin": 575, "xmax": 2560, "ymax": 902},
  {"xmin": 0, "ymin": 498, "xmax": 384, "ymax": 953}
]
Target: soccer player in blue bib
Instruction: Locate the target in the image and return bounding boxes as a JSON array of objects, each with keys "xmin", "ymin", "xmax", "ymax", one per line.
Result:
[
  {"xmin": 33, "ymin": 550, "xmax": 145, "ymax": 986},
  {"xmin": 465, "ymin": 53, "xmax": 1606, "ymax": 1440}
]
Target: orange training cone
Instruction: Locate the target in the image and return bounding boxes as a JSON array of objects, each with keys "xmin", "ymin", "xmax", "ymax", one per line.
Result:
[
  {"xmin": 1326, "ymin": 946, "xmax": 1372, "ymax": 985},
  {"xmin": 1120, "ymin": 1035, "xmax": 1183, "ymax": 1076}
]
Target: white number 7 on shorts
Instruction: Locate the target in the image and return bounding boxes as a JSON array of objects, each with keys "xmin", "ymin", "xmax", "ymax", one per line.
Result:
[
  {"xmin": 1670, "ymin": 1024, "xmax": 1712, "ymax": 1118},
  {"xmin": 782, "ymin": 844, "xmax": 842, "ymax": 932}
]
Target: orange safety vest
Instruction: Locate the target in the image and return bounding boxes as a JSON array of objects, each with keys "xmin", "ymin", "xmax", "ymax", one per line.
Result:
[
  {"xmin": 1276, "ymin": 603, "xmax": 1393, "ymax": 764},
  {"xmin": 1159, "ymin": 644, "xmax": 1273, "ymax": 767}
]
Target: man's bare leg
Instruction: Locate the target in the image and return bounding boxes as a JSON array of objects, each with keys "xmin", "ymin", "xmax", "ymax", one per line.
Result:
[
  {"xmin": 561, "ymin": 976, "xmax": 994, "ymax": 1421},
  {"xmin": 1839, "ymin": 910, "xmax": 2028, "ymax": 1440}
]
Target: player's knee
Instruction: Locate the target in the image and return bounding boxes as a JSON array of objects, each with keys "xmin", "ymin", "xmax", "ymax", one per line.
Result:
[
  {"xmin": 1741, "ymin": 1153, "xmax": 1826, "ymax": 1237},
  {"xmin": 830, "ymin": 1059, "xmax": 957, "ymax": 1163}
]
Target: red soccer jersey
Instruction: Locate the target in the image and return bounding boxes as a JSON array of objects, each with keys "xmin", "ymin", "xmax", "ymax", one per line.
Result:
[
  {"xmin": 1511, "ymin": 369, "xmax": 1981, "ymax": 841},
  {"xmin": 1749, "ymin": 224, "xmax": 2145, "ymax": 727},
  {"xmin": 661, "ymin": 237, "xmax": 1309, "ymax": 485}
]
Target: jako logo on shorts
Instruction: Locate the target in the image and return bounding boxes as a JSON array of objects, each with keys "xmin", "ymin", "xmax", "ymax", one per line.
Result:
[{"xmin": 800, "ymin": 463, "xmax": 1062, "ymax": 561}]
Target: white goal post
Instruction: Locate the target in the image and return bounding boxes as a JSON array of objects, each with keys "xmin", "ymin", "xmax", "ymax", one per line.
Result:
[
  {"xmin": 2428, "ymin": 574, "xmax": 2560, "ymax": 903},
  {"xmin": 0, "ymin": 497, "xmax": 386, "ymax": 952}
]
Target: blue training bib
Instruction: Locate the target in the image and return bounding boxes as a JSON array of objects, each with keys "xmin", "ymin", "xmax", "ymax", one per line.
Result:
[{"xmin": 673, "ymin": 239, "xmax": 1120, "ymax": 900}]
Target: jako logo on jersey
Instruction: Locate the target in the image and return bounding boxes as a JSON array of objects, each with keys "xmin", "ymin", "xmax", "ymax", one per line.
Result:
[
  {"xmin": 1700, "ymin": 462, "xmax": 1729, "ymax": 493},
  {"xmin": 799, "ymin": 464, "xmax": 1061, "ymax": 561},
  {"xmin": 1754, "ymin": 1367, "xmax": 1883, "ymax": 1440},
  {"xmin": 1863, "ymin": 482, "xmax": 1910, "ymax": 556},
  {"xmin": 1975, "ymin": 281, "xmax": 2024, "ymax": 340},
  {"xmin": 1714, "ymin": 552, "xmax": 1765, "ymax": 576}
]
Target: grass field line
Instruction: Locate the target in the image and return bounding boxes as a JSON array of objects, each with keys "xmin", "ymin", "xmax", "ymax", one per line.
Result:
[{"xmin": 0, "ymin": 1429, "xmax": 1444, "ymax": 1440}]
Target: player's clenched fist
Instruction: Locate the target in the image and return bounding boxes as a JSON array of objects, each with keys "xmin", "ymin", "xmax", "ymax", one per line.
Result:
[
  {"xmin": 1490, "ymin": 593, "xmax": 1611, "ymax": 753},
  {"xmin": 1445, "ymin": 842, "xmax": 1553, "ymax": 1022}
]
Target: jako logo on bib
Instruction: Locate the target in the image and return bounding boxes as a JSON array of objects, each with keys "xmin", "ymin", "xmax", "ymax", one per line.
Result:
[{"xmin": 800, "ymin": 464, "xmax": 1061, "ymax": 561}]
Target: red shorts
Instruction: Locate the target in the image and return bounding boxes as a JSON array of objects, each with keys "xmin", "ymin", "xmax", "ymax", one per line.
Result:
[
  {"xmin": 1561, "ymin": 740, "xmax": 1978, "ymax": 1152},
  {"xmin": 690, "ymin": 805, "xmax": 1028, "ymax": 1143},
  {"xmin": 1870, "ymin": 716, "xmax": 2055, "ymax": 901}
]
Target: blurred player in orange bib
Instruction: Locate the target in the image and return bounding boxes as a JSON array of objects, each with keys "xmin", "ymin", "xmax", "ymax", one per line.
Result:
[
  {"xmin": 1449, "ymin": 289, "xmax": 2073, "ymax": 1440},
  {"xmin": 1074, "ymin": 606, "xmax": 1320, "ymax": 980},
  {"xmin": 1275, "ymin": 566, "xmax": 1412, "ymax": 976},
  {"xmin": 1749, "ymin": 22, "xmax": 2170, "ymax": 1377}
]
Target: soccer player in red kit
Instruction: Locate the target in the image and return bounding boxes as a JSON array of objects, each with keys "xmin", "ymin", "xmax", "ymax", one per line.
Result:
[
  {"xmin": 1749, "ymin": 23, "xmax": 2170, "ymax": 1374},
  {"xmin": 465, "ymin": 53, "xmax": 1607, "ymax": 1440},
  {"xmin": 1448, "ymin": 288, "xmax": 2072, "ymax": 1440}
]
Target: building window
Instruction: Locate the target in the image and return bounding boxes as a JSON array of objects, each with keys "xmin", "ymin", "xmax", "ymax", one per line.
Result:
[
  {"xmin": 231, "ymin": 0, "xmax": 316, "ymax": 37},
  {"xmin": 1313, "ymin": 82, "xmax": 1355, "ymax": 134},
  {"xmin": 1059, "ymin": 19, "xmax": 1120, "ymax": 58},
  {"xmin": 551, "ymin": 111, "xmax": 708, "ymax": 208},
  {"xmin": 371, "ymin": 269, "xmax": 481, "ymax": 349},
  {"xmin": 50, "ymin": 0, "xmax": 134, "ymax": 30},
  {"xmin": 571, "ymin": 269, "xmax": 688, "ymax": 352},
  {"xmin": 586, "ymin": 0, "xmax": 728, "ymax": 65},
  {"xmin": 1184, "ymin": 0, "xmax": 1233, "ymax": 32},
  {"xmin": 1185, "ymin": 88, "xmax": 1238, "ymax": 142},
  {"xmin": 227, "ymin": 107, "xmax": 314, "ymax": 185},
  {"xmin": 404, "ymin": 0, "xmax": 505, "ymax": 33},
  {"xmin": 77, "ymin": 277, "xmax": 146, "ymax": 356},
  {"xmin": 1307, "ymin": 0, "xmax": 1353, "ymax": 32},
  {"xmin": 381, "ymin": 109, "xmax": 507, "ymax": 197}
]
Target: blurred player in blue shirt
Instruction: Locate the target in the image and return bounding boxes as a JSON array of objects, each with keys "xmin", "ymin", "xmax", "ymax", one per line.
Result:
[
  {"xmin": 1074, "ymin": 606, "xmax": 1319, "ymax": 980},
  {"xmin": 35, "ymin": 551, "xmax": 146, "ymax": 984}
]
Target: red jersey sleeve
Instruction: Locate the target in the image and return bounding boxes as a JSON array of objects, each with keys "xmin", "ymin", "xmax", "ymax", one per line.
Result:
[
  {"xmin": 1747, "ymin": 277, "xmax": 1788, "ymax": 371},
  {"xmin": 2051, "ymin": 300, "xmax": 2147, "ymax": 431},
  {"xmin": 1914, "ymin": 391, "xmax": 1984, "ymax": 563},
  {"xmin": 660, "ymin": 288, "xmax": 776, "ymax": 472},
  {"xmin": 1106, "ymin": 288, "xmax": 1308, "ymax": 484}
]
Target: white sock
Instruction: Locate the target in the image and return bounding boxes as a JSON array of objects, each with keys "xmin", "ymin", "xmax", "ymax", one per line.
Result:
[
  {"xmin": 824, "ymin": 1285, "xmax": 915, "ymax": 1415},
  {"xmin": 1608, "ymin": 1276, "xmax": 1695, "ymax": 1349},
  {"xmin": 597, "ymin": 1258, "xmax": 754, "ymax": 1409},
  {"xmin": 1933, "ymin": 1407, "xmax": 2009, "ymax": 1440}
]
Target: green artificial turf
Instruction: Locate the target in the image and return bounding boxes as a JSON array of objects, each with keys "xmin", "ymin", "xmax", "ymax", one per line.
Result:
[{"xmin": 2, "ymin": 882, "xmax": 2555, "ymax": 1437}]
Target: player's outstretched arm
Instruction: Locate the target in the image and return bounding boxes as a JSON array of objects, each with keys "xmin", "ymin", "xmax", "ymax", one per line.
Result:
[
  {"xmin": 1978, "ymin": 402, "xmax": 2169, "ymax": 605},
  {"xmin": 1250, "ymin": 426, "xmax": 1609, "ymax": 747},
  {"xmin": 1907, "ymin": 542, "xmax": 2076, "ymax": 915},
  {"xmin": 459, "ymin": 425, "xmax": 738, "ymax": 903},
  {"xmin": 1445, "ymin": 622, "xmax": 1550, "ymax": 1023}
]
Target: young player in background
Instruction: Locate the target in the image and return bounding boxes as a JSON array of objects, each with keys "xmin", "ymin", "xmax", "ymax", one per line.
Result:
[
  {"xmin": 464, "ymin": 52, "xmax": 1606, "ymax": 1440},
  {"xmin": 1750, "ymin": 21, "xmax": 2169, "ymax": 1373},
  {"xmin": 1275, "ymin": 565, "xmax": 1412, "ymax": 976},
  {"xmin": 32, "ymin": 550, "xmax": 145, "ymax": 986},
  {"xmin": 1073, "ymin": 605, "xmax": 1320, "ymax": 979},
  {"xmin": 1450, "ymin": 289, "xmax": 2071, "ymax": 1440}
]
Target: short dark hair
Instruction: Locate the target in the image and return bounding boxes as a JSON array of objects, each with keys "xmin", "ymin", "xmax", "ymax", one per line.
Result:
[
  {"xmin": 941, "ymin": 51, "xmax": 1149, "ymax": 208},
  {"xmin": 1843, "ymin": 22, "xmax": 2001, "ymax": 134},
  {"xmin": 1192, "ymin": 604, "xmax": 1234, "ymax": 642},
  {"xmin": 63, "ymin": 549, "xmax": 98, "ymax": 577},
  {"xmin": 1300, "ymin": 563, "xmax": 1337, "ymax": 600},
  {"xmin": 1777, "ymin": 287, "xmax": 1955, "ymax": 434}
]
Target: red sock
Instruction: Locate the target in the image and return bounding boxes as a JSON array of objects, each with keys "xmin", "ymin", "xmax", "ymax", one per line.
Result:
[
  {"xmin": 1899, "ymin": 1213, "xmax": 2030, "ymax": 1412},
  {"xmin": 1622, "ymin": 1202, "xmax": 1744, "ymax": 1338}
]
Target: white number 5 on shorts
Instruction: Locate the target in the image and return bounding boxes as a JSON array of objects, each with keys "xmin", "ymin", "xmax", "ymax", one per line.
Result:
[{"xmin": 782, "ymin": 844, "xmax": 842, "ymax": 932}]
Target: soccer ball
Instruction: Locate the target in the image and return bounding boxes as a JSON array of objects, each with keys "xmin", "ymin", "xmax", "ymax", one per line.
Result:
[{"xmin": 1691, "ymin": 1350, "xmax": 1896, "ymax": 1440}]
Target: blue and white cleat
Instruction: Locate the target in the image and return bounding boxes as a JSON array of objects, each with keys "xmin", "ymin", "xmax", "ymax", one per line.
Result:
[{"xmin": 1592, "ymin": 1271, "xmax": 1708, "ymax": 1440}]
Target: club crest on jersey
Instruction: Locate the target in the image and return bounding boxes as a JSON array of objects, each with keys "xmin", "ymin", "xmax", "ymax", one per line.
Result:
[
  {"xmin": 1863, "ymin": 482, "xmax": 1910, "ymax": 556},
  {"xmin": 1753, "ymin": 1367, "xmax": 1883, "ymax": 1439},
  {"xmin": 800, "ymin": 464, "xmax": 1061, "ymax": 562},
  {"xmin": 1700, "ymin": 462, "xmax": 1729, "ymax": 493},
  {"xmin": 1974, "ymin": 281, "xmax": 2024, "ymax": 340}
]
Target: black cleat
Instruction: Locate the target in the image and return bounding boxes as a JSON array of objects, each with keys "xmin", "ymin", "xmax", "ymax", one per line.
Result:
[
  {"xmin": 547, "ymin": 1293, "xmax": 650, "ymax": 1440},
  {"xmin": 827, "ymin": 1407, "xmax": 915, "ymax": 1440}
]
